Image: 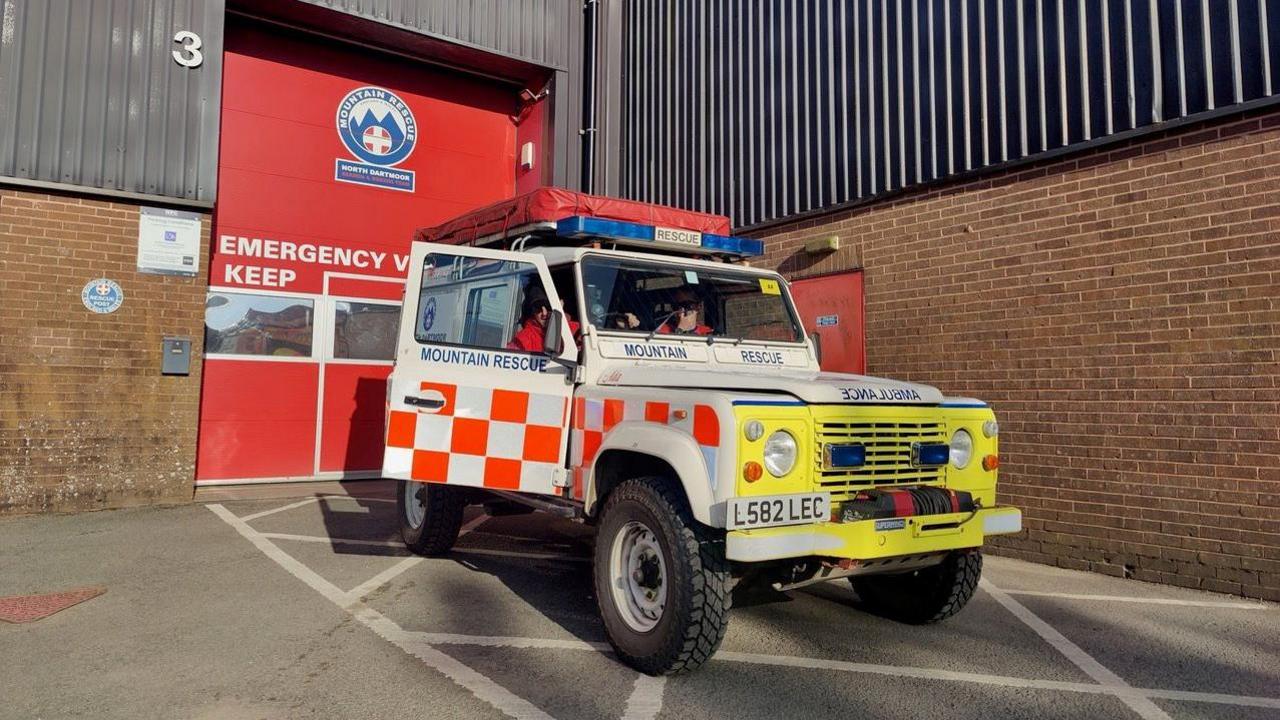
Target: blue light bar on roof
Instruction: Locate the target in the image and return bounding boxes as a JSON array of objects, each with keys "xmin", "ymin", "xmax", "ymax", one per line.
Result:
[{"xmin": 555, "ymin": 215, "xmax": 764, "ymax": 257}]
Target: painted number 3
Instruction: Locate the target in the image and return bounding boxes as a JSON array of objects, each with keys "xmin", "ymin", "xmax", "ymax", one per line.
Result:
[{"xmin": 172, "ymin": 30, "xmax": 202, "ymax": 68}]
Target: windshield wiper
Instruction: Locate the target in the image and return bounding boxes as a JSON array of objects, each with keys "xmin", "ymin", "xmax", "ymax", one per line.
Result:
[{"xmin": 644, "ymin": 310, "xmax": 680, "ymax": 341}]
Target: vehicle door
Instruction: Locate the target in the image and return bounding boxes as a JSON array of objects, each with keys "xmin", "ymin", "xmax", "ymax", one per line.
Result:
[{"xmin": 383, "ymin": 242, "xmax": 576, "ymax": 497}]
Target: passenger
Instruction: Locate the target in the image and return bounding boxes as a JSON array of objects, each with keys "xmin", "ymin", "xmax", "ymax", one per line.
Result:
[
  {"xmin": 656, "ymin": 288, "xmax": 713, "ymax": 336},
  {"xmin": 507, "ymin": 288, "xmax": 580, "ymax": 352}
]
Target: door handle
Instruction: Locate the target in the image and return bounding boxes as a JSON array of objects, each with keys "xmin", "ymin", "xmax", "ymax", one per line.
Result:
[{"xmin": 404, "ymin": 395, "xmax": 445, "ymax": 411}]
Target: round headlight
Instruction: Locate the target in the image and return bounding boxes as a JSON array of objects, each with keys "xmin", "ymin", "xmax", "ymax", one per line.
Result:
[
  {"xmin": 744, "ymin": 419, "xmax": 765, "ymax": 442},
  {"xmin": 950, "ymin": 429, "xmax": 974, "ymax": 469},
  {"xmin": 982, "ymin": 419, "xmax": 999, "ymax": 438},
  {"xmin": 763, "ymin": 430, "xmax": 798, "ymax": 477}
]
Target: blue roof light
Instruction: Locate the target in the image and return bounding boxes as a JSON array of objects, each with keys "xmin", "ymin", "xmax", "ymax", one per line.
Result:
[
  {"xmin": 702, "ymin": 232, "xmax": 765, "ymax": 256},
  {"xmin": 555, "ymin": 215, "xmax": 763, "ymax": 257}
]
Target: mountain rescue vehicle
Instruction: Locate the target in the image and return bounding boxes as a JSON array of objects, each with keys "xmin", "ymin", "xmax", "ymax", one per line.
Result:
[{"xmin": 383, "ymin": 188, "xmax": 1021, "ymax": 674}]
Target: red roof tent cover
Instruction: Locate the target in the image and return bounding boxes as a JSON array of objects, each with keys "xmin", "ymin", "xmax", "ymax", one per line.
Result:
[{"xmin": 414, "ymin": 187, "xmax": 732, "ymax": 246}]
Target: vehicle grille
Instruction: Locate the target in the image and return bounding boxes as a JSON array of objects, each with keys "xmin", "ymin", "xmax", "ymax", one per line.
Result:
[{"xmin": 814, "ymin": 419, "xmax": 947, "ymax": 499}]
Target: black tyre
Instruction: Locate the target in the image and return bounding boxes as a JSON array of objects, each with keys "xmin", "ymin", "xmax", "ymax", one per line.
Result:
[
  {"xmin": 851, "ymin": 550, "xmax": 982, "ymax": 624},
  {"xmin": 593, "ymin": 478, "xmax": 731, "ymax": 675},
  {"xmin": 397, "ymin": 479, "xmax": 465, "ymax": 556}
]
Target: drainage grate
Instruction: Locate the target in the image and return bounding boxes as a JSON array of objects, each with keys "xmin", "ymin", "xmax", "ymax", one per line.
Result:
[{"xmin": 0, "ymin": 587, "xmax": 106, "ymax": 623}]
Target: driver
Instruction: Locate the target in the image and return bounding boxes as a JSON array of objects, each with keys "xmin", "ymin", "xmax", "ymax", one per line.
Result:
[{"xmin": 656, "ymin": 287, "xmax": 713, "ymax": 336}]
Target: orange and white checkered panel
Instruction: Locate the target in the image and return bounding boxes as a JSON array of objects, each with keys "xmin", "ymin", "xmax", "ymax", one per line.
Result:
[
  {"xmin": 385, "ymin": 382, "xmax": 568, "ymax": 494},
  {"xmin": 569, "ymin": 397, "xmax": 721, "ymax": 500}
]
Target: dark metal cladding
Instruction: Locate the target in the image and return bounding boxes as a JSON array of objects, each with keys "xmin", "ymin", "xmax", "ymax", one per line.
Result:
[
  {"xmin": 615, "ymin": 0, "xmax": 1280, "ymax": 230},
  {"xmin": 0, "ymin": 0, "xmax": 227, "ymax": 205}
]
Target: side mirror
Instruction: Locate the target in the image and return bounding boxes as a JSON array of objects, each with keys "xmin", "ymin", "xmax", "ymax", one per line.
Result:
[
  {"xmin": 543, "ymin": 309, "xmax": 564, "ymax": 356},
  {"xmin": 808, "ymin": 331, "xmax": 822, "ymax": 365}
]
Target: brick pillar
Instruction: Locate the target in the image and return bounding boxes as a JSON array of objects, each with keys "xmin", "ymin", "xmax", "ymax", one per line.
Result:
[{"xmin": 0, "ymin": 189, "xmax": 210, "ymax": 514}]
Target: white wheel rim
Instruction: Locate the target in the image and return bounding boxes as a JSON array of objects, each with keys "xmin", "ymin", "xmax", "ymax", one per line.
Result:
[
  {"xmin": 404, "ymin": 482, "xmax": 426, "ymax": 529},
  {"xmin": 609, "ymin": 520, "xmax": 667, "ymax": 633}
]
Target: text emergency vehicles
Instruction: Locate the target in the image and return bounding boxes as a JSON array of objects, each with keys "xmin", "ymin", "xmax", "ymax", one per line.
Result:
[{"xmin": 383, "ymin": 188, "xmax": 1021, "ymax": 675}]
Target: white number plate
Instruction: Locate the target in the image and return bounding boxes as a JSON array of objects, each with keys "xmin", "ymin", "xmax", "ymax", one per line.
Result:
[{"xmin": 726, "ymin": 492, "xmax": 831, "ymax": 531}]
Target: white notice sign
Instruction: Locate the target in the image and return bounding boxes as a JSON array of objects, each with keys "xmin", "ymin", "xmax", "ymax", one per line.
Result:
[
  {"xmin": 138, "ymin": 206, "xmax": 202, "ymax": 276},
  {"xmin": 654, "ymin": 226, "xmax": 702, "ymax": 247}
]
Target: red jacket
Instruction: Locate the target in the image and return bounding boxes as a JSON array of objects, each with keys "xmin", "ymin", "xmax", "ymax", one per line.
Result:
[
  {"xmin": 657, "ymin": 321, "xmax": 712, "ymax": 336},
  {"xmin": 506, "ymin": 318, "xmax": 581, "ymax": 352}
]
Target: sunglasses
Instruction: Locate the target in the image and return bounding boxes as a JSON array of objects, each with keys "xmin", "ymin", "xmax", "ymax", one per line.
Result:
[{"xmin": 676, "ymin": 300, "xmax": 700, "ymax": 311}]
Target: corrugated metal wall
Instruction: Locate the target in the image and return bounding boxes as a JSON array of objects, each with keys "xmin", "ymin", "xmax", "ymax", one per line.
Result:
[
  {"xmin": 619, "ymin": 0, "xmax": 1280, "ymax": 230},
  {"xmin": 0, "ymin": 0, "xmax": 226, "ymax": 204},
  {"xmin": 295, "ymin": 0, "xmax": 579, "ymax": 71}
]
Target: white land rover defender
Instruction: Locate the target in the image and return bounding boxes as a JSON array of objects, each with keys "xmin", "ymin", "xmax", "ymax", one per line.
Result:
[{"xmin": 384, "ymin": 190, "xmax": 1021, "ymax": 675}]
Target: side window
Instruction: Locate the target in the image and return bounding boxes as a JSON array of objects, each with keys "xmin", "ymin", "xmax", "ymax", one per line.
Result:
[
  {"xmin": 205, "ymin": 292, "xmax": 315, "ymax": 357},
  {"xmin": 334, "ymin": 301, "xmax": 400, "ymax": 360},
  {"xmin": 415, "ymin": 252, "xmax": 546, "ymax": 353},
  {"xmin": 550, "ymin": 267, "xmax": 578, "ymax": 322},
  {"xmin": 462, "ymin": 284, "xmax": 513, "ymax": 347}
]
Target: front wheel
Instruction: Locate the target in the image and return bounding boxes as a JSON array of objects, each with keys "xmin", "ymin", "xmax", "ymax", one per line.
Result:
[
  {"xmin": 850, "ymin": 549, "xmax": 982, "ymax": 624},
  {"xmin": 593, "ymin": 478, "xmax": 731, "ymax": 675},
  {"xmin": 397, "ymin": 479, "xmax": 465, "ymax": 556}
]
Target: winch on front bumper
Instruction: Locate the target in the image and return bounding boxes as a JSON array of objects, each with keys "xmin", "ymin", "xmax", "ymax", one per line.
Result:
[{"xmin": 724, "ymin": 503, "xmax": 1022, "ymax": 563}]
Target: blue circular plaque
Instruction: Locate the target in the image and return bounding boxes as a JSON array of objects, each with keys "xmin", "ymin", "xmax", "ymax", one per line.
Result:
[{"xmin": 81, "ymin": 278, "xmax": 124, "ymax": 314}]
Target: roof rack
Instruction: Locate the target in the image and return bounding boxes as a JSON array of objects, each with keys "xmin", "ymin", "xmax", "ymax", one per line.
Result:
[{"xmin": 413, "ymin": 188, "xmax": 764, "ymax": 260}]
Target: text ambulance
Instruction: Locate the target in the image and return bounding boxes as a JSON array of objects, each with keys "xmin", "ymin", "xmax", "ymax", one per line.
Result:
[{"xmin": 383, "ymin": 188, "xmax": 1021, "ymax": 675}]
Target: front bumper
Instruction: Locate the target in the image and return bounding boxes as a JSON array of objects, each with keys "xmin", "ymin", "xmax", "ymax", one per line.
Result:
[{"xmin": 725, "ymin": 506, "xmax": 1022, "ymax": 562}]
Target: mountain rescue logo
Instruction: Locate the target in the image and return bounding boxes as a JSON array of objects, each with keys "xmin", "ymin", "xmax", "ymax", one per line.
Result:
[
  {"xmin": 334, "ymin": 86, "xmax": 417, "ymax": 192},
  {"xmin": 81, "ymin": 278, "xmax": 124, "ymax": 314}
]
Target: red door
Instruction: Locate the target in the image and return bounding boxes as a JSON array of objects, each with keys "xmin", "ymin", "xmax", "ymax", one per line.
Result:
[
  {"xmin": 196, "ymin": 19, "xmax": 521, "ymax": 484},
  {"xmin": 789, "ymin": 271, "xmax": 865, "ymax": 374}
]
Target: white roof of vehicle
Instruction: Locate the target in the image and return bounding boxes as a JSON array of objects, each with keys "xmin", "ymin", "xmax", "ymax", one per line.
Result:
[{"xmin": 532, "ymin": 245, "xmax": 782, "ymax": 277}]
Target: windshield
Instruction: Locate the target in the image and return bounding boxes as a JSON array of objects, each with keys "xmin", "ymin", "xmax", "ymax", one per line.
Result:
[{"xmin": 580, "ymin": 256, "xmax": 804, "ymax": 342}]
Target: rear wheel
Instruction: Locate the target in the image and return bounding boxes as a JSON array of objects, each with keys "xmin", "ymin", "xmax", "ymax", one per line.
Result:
[
  {"xmin": 593, "ymin": 478, "xmax": 731, "ymax": 675},
  {"xmin": 851, "ymin": 550, "xmax": 982, "ymax": 624},
  {"xmin": 397, "ymin": 479, "xmax": 465, "ymax": 556}
]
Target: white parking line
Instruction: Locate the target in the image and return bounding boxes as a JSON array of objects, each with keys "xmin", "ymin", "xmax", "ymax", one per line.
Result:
[
  {"xmin": 239, "ymin": 497, "xmax": 322, "ymax": 522},
  {"xmin": 714, "ymin": 651, "xmax": 1280, "ymax": 710},
  {"xmin": 384, "ymin": 631, "xmax": 1280, "ymax": 711},
  {"xmin": 348, "ymin": 556, "xmax": 424, "ymax": 600},
  {"xmin": 341, "ymin": 514, "xmax": 491, "ymax": 599},
  {"xmin": 408, "ymin": 632, "xmax": 610, "ymax": 652},
  {"xmin": 459, "ymin": 513, "xmax": 490, "ymax": 537},
  {"xmin": 258, "ymin": 531, "xmax": 591, "ymax": 563},
  {"xmin": 981, "ymin": 579, "xmax": 1173, "ymax": 720},
  {"xmin": 209, "ymin": 504, "xmax": 556, "ymax": 720},
  {"xmin": 1001, "ymin": 590, "xmax": 1269, "ymax": 609},
  {"xmin": 259, "ymin": 532, "xmax": 403, "ymax": 548},
  {"xmin": 454, "ymin": 547, "xmax": 591, "ymax": 563},
  {"xmin": 238, "ymin": 494, "xmax": 395, "ymax": 523},
  {"xmin": 213, "ymin": 505, "xmax": 1280, "ymax": 716},
  {"xmin": 622, "ymin": 675, "xmax": 666, "ymax": 720}
]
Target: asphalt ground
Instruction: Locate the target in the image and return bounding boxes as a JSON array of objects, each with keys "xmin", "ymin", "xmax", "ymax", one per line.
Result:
[{"xmin": 2, "ymin": 480, "xmax": 1277, "ymax": 720}]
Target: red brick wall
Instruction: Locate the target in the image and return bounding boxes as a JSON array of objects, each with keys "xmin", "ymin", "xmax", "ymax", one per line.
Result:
[
  {"xmin": 0, "ymin": 189, "xmax": 209, "ymax": 514},
  {"xmin": 760, "ymin": 111, "xmax": 1280, "ymax": 601}
]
